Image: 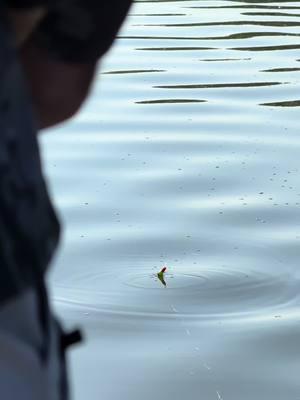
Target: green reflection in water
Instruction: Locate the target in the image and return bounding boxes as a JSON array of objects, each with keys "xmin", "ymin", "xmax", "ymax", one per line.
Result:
[
  {"xmin": 136, "ymin": 99, "xmax": 206, "ymax": 104},
  {"xmin": 200, "ymin": 58, "xmax": 251, "ymax": 62},
  {"xmin": 120, "ymin": 32, "xmax": 300, "ymax": 41},
  {"xmin": 102, "ymin": 69, "xmax": 166, "ymax": 74},
  {"xmin": 137, "ymin": 21, "xmax": 300, "ymax": 27},
  {"xmin": 187, "ymin": 5, "xmax": 300, "ymax": 10},
  {"xmin": 136, "ymin": 46, "xmax": 215, "ymax": 51},
  {"xmin": 242, "ymin": 12, "xmax": 300, "ymax": 17},
  {"xmin": 231, "ymin": 44, "xmax": 300, "ymax": 51},
  {"xmin": 260, "ymin": 100, "xmax": 300, "ymax": 107},
  {"xmin": 155, "ymin": 82, "xmax": 285, "ymax": 89},
  {"xmin": 261, "ymin": 68, "xmax": 300, "ymax": 73}
]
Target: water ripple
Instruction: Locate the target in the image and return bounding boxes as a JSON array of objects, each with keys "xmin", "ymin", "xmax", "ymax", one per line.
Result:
[{"xmin": 54, "ymin": 266, "xmax": 300, "ymax": 320}]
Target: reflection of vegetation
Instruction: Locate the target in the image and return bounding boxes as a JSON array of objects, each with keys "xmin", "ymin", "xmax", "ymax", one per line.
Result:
[
  {"xmin": 188, "ymin": 5, "xmax": 300, "ymax": 10},
  {"xmin": 138, "ymin": 0, "xmax": 300, "ymax": 4},
  {"xmin": 155, "ymin": 82, "xmax": 284, "ymax": 89},
  {"xmin": 231, "ymin": 0, "xmax": 300, "ymax": 3},
  {"xmin": 260, "ymin": 100, "xmax": 300, "ymax": 107},
  {"xmin": 102, "ymin": 69, "xmax": 165, "ymax": 74},
  {"xmin": 242, "ymin": 12, "xmax": 300, "ymax": 17},
  {"xmin": 137, "ymin": 46, "xmax": 215, "ymax": 51},
  {"xmin": 200, "ymin": 58, "xmax": 251, "ymax": 62},
  {"xmin": 136, "ymin": 0, "xmax": 194, "ymax": 2},
  {"xmin": 131, "ymin": 13, "xmax": 186, "ymax": 16},
  {"xmin": 140, "ymin": 21, "xmax": 300, "ymax": 27},
  {"xmin": 136, "ymin": 99, "xmax": 206, "ymax": 104},
  {"xmin": 231, "ymin": 44, "xmax": 300, "ymax": 51},
  {"xmin": 261, "ymin": 67, "xmax": 300, "ymax": 73},
  {"xmin": 120, "ymin": 32, "xmax": 300, "ymax": 41}
]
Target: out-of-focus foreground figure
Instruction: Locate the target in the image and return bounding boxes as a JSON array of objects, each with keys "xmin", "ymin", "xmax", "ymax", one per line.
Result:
[{"xmin": 0, "ymin": 1, "xmax": 132, "ymax": 399}]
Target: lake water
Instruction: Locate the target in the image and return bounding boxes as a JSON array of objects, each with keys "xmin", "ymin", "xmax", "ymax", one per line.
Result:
[{"xmin": 40, "ymin": 1, "xmax": 300, "ymax": 399}]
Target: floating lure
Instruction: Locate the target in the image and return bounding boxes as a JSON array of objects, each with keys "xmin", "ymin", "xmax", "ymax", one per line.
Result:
[{"xmin": 157, "ymin": 266, "xmax": 167, "ymax": 287}]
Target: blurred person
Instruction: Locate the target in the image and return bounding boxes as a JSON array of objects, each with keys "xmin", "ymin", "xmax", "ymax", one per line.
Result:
[{"xmin": 0, "ymin": 1, "xmax": 132, "ymax": 399}]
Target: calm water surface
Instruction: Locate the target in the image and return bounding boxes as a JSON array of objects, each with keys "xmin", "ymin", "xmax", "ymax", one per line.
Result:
[{"xmin": 40, "ymin": 1, "xmax": 300, "ymax": 399}]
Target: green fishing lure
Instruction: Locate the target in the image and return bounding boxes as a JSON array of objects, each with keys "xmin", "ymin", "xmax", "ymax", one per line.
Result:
[{"xmin": 157, "ymin": 266, "xmax": 167, "ymax": 287}]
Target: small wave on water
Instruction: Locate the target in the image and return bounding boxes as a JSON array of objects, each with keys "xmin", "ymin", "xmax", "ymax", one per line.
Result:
[{"xmin": 54, "ymin": 263, "xmax": 300, "ymax": 322}]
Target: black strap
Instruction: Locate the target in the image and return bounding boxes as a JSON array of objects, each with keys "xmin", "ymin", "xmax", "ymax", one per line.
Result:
[{"xmin": 60, "ymin": 328, "xmax": 83, "ymax": 351}]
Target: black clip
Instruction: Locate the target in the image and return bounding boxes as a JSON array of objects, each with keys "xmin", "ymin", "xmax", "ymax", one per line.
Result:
[{"xmin": 61, "ymin": 329, "xmax": 83, "ymax": 351}]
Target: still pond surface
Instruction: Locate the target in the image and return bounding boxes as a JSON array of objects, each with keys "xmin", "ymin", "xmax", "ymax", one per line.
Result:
[{"xmin": 40, "ymin": 1, "xmax": 300, "ymax": 399}]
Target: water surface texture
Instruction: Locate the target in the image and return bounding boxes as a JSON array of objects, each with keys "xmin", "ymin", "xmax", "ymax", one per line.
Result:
[{"xmin": 40, "ymin": 1, "xmax": 300, "ymax": 399}]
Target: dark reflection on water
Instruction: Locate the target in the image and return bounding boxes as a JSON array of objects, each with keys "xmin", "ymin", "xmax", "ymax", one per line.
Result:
[
  {"xmin": 135, "ymin": 99, "xmax": 206, "ymax": 104},
  {"xmin": 131, "ymin": 12, "xmax": 187, "ymax": 16},
  {"xmin": 231, "ymin": 43, "xmax": 300, "ymax": 51},
  {"xmin": 102, "ymin": 69, "xmax": 166, "ymax": 74},
  {"xmin": 121, "ymin": 32, "xmax": 300, "ymax": 40},
  {"xmin": 200, "ymin": 57, "xmax": 251, "ymax": 61},
  {"xmin": 261, "ymin": 67, "xmax": 300, "ymax": 72},
  {"xmin": 155, "ymin": 82, "xmax": 285, "ymax": 89},
  {"xmin": 136, "ymin": 20, "xmax": 300, "ymax": 27},
  {"xmin": 137, "ymin": 46, "xmax": 216, "ymax": 50},
  {"xmin": 188, "ymin": 5, "xmax": 300, "ymax": 9},
  {"xmin": 242, "ymin": 11, "xmax": 300, "ymax": 17},
  {"xmin": 260, "ymin": 100, "xmax": 300, "ymax": 107}
]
